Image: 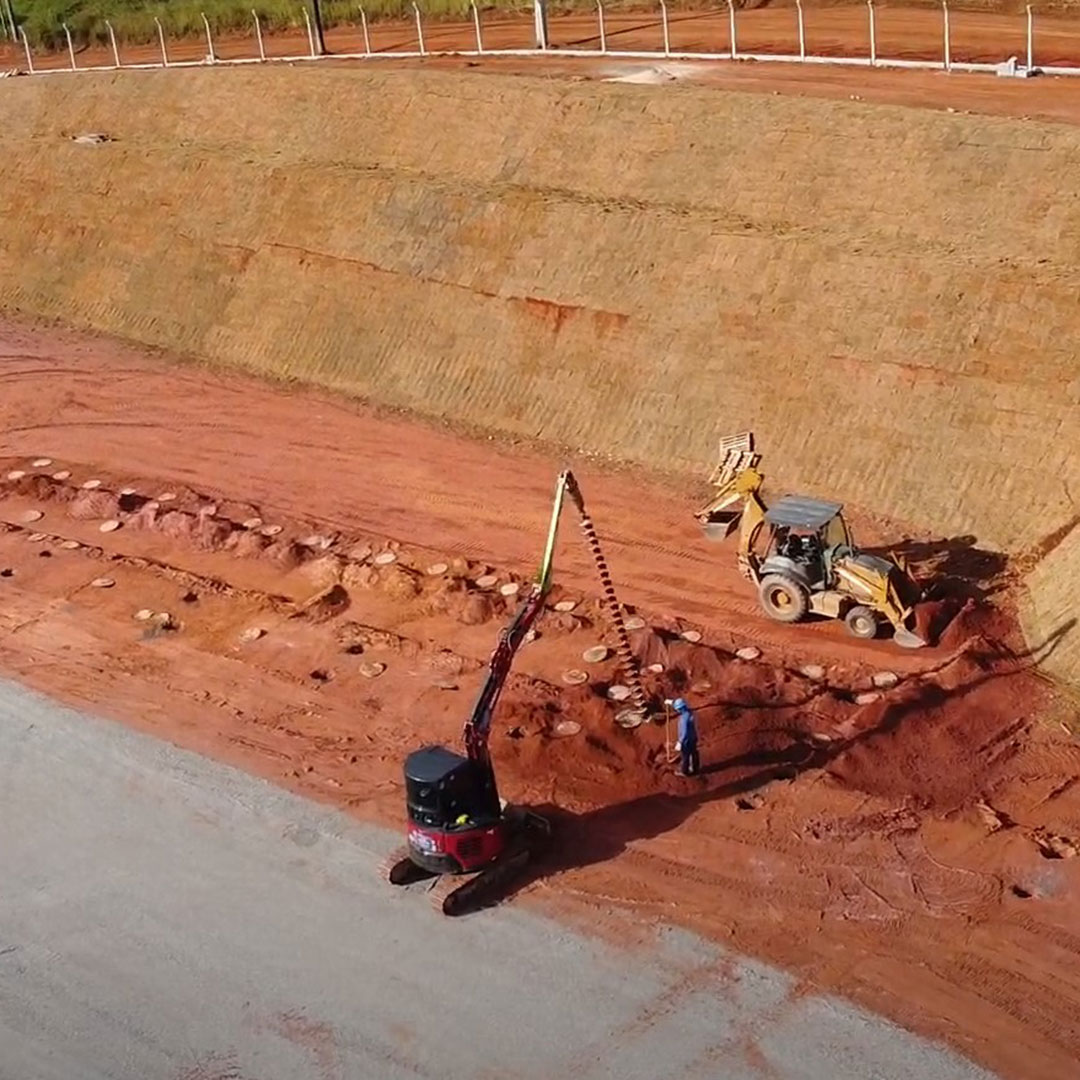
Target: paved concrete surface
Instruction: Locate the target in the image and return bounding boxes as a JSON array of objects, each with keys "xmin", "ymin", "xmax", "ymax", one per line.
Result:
[{"xmin": 0, "ymin": 678, "xmax": 998, "ymax": 1080}]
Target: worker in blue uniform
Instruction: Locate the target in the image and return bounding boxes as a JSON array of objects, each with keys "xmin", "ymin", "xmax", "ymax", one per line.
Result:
[{"xmin": 665, "ymin": 697, "xmax": 700, "ymax": 777}]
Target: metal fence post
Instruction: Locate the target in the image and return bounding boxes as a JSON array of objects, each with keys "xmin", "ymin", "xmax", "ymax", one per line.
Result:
[
  {"xmin": 155, "ymin": 17, "xmax": 169, "ymax": 66},
  {"xmin": 10, "ymin": 2, "xmax": 1068, "ymax": 82},
  {"xmin": 252, "ymin": 9, "xmax": 265, "ymax": 60},
  {"xmin": 62, "ymin": 22, "xmax": 77, "ymax": 69},
  {"xmin": 533, "ymin": 0, "xmax": 548, "ymax": 50},
  {"xmin": 106, "ymin": 20, "xmax": 121, "ymax": 67},
  {"xmin": 359, "ymin": 5, "xmax": 371, "ymax": 55},
  {"xmin": 471, "ymin": 0, "xmax": 483, "ymax": 52},
  {"xmin": 202, "ymin": 13, "xmax": 216, "ymax": 62},
  {"xmin": 412, "ymin": 2, "xmax": 425, "ymax": 56},
  {"xmin": 20, "ymin": 26, "xmax": 33, "ymax": 74},
  {"xmin": 942, "ymin": 0, "xmax": 951, "ymax": 71}
]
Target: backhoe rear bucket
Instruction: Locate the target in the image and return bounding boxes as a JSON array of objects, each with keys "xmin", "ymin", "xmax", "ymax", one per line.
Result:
[{"xmin": 701, "ymin": 510, "xmax": 742, "ymax": 542}]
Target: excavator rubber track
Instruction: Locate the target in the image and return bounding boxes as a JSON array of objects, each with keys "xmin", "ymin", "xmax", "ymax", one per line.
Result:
[
  {"xmin": 428, "ymin": 848, "xmax": 533, "ymax": 917},
  {"xmin": 429, "ymin": 810, "xmax": 552, "ymax": 917},
  {"xmin": 379, "ymin": 845, "xmax": 438, "ymax": 887}
]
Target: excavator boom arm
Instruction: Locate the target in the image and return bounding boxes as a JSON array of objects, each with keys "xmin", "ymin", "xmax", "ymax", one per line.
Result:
[
  {"xmin": 462, "ymin": 471, "xmax": 570, "ymax": 766},
  {"xmin": 462, "ymin": 466, "xmax": 648, "ymax": 763}
]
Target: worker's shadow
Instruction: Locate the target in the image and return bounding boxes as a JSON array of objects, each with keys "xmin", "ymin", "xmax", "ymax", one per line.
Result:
[{"xmin": 498, "ymin": 616, "xmax": 1075, "ymax": 908}]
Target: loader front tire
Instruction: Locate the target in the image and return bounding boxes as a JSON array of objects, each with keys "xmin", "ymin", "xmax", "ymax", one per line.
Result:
[
  {"xmin": 758, "ymin": 575, "xmax": 809, "ymax": 624},
  {"xmin": 844, "ymin": 605, "xmax": 879, "ymax": 640}
]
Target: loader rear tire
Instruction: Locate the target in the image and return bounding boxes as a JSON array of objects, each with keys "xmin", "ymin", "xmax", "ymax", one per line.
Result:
[
  {"xmin": 758, "ymin": 575, "xmax": 809, "ymax": 624},
  {"xmin": 844, "ymin": 605, "xmax": 879, "ymax": 640}
]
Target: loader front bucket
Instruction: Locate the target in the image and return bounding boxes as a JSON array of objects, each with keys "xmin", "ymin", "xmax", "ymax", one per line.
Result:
[
  {"xmin": 893, "ymin": 626, "xmax": 927, "ymax": 649},
  {"xmin": 887, "ymin": 577, "xmax": 927, "ymax": 649},
  {"xmin": 892, "ymin": 607, "xmax": 927, "ymax": 648}
]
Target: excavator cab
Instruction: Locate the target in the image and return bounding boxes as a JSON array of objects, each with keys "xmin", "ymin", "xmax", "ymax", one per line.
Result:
[{"xmin": 402, "ymin": 746, "xmax": 506, "ymax": 876}]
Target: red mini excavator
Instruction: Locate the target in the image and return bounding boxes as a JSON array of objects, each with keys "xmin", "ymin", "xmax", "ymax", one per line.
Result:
[
  {"xmin": 383, "ymin": 469, "xmax": 645, "ymax": 916},
  {"xmin": 381, "ymin": 472, "xmax": 572, "ymax": 915}
]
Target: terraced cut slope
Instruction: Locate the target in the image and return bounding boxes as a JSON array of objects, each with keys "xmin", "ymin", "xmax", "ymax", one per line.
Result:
[{"xmin": 0, "ymin": 65, "xmax": 1077, "ymax": 684}]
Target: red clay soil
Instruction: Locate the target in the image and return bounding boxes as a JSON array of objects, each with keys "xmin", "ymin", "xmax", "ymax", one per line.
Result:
[
  {"xmin": 1, "ymin": 317, "xmax": 1079, "ymax": 1079},
  {"xmin": 430, "ymin": 48, "xmax": 1080, "ymax": 128}
]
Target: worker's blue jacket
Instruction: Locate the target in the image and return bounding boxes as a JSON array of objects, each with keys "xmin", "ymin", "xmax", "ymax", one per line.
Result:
[{"xmin": 676, "ymin": 706, "xmax": 698, "ymax": 749}]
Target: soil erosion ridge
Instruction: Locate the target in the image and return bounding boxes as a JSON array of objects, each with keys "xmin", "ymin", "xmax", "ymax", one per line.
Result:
[{"xmin": 0, "ymin": 65, "xmax": 1077, "ymax": 684}]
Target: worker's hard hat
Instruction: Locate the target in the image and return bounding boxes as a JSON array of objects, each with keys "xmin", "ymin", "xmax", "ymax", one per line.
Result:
[{"xmin": 672, "ymin": 697, "xmax": 687, "ymax": 711}]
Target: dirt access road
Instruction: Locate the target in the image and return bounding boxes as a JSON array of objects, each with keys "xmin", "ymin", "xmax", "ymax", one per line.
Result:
[
  {"xmin": 1, "ymin": 678, "xmax": 1000, "ymax": 1079},
  {"xmin": 1, "ymin": 318, "xmax": 1079, "ymax": 1079},
  {"xmin": 10, "ymin": 9, "xmax": 1080, "ymax": 129}
]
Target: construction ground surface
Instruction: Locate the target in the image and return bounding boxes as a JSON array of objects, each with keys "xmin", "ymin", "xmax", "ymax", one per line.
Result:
[
  {"xmin": 1, "ymin": 318, "xmax": 1078, "ymax": 1079},
  {"xmin": 0, "ymin": 677, "xmax": 1001, "ymax": 1079},
  {"xmin": 1, "ymin": 8, "xmax": 1079, "ymax": 1078}
]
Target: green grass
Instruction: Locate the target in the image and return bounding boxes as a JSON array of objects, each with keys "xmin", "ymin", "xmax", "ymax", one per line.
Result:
[
  {"xmin": 8, "ymin": 0, "xmax": 628, "ymax": 51},
  {"xmin": 10, "ymin": 0, "xmax": 523, "ymax": 51}
]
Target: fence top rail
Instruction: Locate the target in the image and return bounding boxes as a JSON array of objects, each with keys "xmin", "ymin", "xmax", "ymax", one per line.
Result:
[{"xmin": 4, "ymin": 4, "xmax": 1052, "ymax": 82}]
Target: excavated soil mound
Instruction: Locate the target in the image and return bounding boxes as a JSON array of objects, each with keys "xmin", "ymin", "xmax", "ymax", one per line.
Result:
[
  {"xmin": 494, "ymin": 601, "xmax": 1049, "ymax": 824},
  {"xmin": 827, "ymin": 655, "xmax": 1033, "ymax": 810},
  {"xmin": 68, "ymin": 490, "xmax": 121, "ymax": 521}
]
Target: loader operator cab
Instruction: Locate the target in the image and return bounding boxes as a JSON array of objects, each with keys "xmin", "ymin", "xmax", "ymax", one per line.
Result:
[
  {"xmin": 760, "ymin": 496, "xmax": 851, "ymax": 589},
  {"xmin": 404, "ymin": 745, "xmax": 502, "ymax": 834}
]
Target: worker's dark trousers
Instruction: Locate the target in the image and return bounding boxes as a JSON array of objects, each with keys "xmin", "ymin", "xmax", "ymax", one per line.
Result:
[{"xmin": 680, "ymin": 744, "xmax": 700, "ymax": 776}]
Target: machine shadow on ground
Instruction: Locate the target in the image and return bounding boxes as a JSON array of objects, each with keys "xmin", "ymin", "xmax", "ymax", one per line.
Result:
[
  {"xmin": 866, "ymin": 533, "xmax": 1009, "ymax": 600},
  {"xmin": 497, "ymin": 617, "xmax": 1076, "ymax": 910}
]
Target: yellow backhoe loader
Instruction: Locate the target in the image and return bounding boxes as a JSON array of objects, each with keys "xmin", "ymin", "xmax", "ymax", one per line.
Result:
[{"xmin": 695, "ymin": 432, "xmax": 926, "ymax": 648}]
